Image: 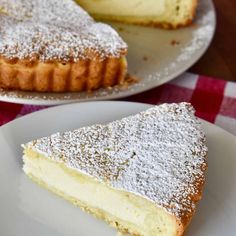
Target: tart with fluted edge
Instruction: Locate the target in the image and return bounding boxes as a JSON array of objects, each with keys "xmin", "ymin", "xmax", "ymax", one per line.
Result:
[
  {"xmin": 75, "ymin": 0, "xmax": 198, "ymax": 29},
  {"xmin": 0, "ymin": 0, "xmax": 127, "ymax": 92},
  {"xmin": 22, "ymin": 103, "xmax": 207, "ymax": 236}
]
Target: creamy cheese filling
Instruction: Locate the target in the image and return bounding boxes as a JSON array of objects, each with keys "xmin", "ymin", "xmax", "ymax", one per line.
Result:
[
  {"xmin": 77, "ymin": 0, "xmax": 166, "ymax": 17},
  {"xmin": 23, "ymin": 152, "xmax": 177, "ymax": 236}
]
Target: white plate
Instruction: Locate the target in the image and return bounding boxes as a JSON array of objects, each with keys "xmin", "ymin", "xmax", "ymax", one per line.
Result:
[
  {"xmin": 0, "ymin": 0, "xmax": 216, "ymax": 105},
  {"xmin": 0, "ymin": 101, "xmax": 236, "ymax": 236}
]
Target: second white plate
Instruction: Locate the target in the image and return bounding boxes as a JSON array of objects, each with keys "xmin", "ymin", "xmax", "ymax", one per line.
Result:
[
  {"xmin": 0, "ymin": 0, "xmax": 216, "ymax": 105},
  {"xmin": 0, "ymin": 101, "xmax": 236, "ymax": 236}
]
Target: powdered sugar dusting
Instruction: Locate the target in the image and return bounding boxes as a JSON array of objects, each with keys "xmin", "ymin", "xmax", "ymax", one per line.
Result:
[
  {"xmin": 25, "ymin": 103, "xmax": 207, "ymax": 221},
  {"xmin": 0, "ymin": 0, "xmax": 127, "ymax": 61}
]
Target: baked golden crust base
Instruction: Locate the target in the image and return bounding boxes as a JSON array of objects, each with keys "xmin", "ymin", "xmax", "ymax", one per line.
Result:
[
  {"xmin": 0, "ymin": 56, "xmax": 127, "ymax": 92},
  {"xmin": 94, "ymin": 15, "xmax": 194, "ymax": 29}
]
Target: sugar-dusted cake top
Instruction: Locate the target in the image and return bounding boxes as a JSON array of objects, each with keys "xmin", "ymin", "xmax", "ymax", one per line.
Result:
[
  {"xmin": 24, "ymin": 103, "xmax": 207, "ymax": 223},
  {"xmin": 0, "ymin": 0, "xmax": 127, "ymax": 62}
]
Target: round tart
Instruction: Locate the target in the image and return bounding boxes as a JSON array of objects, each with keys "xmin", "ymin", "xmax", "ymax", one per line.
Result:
[{"xmin": 0, "ymin": 0, "xmax": 127, "ymax": 92}]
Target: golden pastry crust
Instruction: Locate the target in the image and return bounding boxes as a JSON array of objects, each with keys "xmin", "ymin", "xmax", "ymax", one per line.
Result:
[
  {"xmin": 93, "ymin": 15, "xmax": 195, "ymax": 29},
  {"xmin": 0, "ymin": 55, "xmax": 127, "ymax": 92}
]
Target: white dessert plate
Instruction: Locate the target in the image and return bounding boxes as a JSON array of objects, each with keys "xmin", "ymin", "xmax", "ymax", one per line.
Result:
[
  {"xmin": 0, "ymin": 101, "xmax": 236, "ymax": 236},
  {"xmin": 0, "ymin": 0, "xmax": 216, "ymax": 105}
]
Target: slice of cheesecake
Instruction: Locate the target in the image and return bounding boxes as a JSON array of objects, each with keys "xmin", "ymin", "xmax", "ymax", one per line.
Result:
[
  {"xmin": 22, "ymin": 103, "xmax": 207, "ymax": 236},
  {"xmin": 75, "ymin": 0, "xmax": 198, "ymax": 28}
]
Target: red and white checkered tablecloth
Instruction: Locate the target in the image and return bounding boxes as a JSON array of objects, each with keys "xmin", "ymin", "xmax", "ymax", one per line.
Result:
[{"xmin": 1, "ymin": 72, "xmax": 236, "ymax": 136}]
